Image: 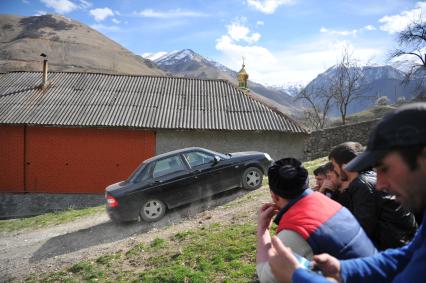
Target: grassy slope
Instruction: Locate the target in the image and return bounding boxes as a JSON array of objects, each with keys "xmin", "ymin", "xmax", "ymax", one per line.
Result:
[
  {"xmin": 327, "ymin": 105, "xmax": 395, "ymax": 127},
  {"xmin": 26, "ymin": 222, "xmax": 258, "ymax": 283}
]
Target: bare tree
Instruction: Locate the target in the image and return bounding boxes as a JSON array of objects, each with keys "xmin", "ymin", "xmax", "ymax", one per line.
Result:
[
  {"xmin": 390, "ymin": 18, "xmax": 426, "ymax": 95},
  {"xmin": 330, "ymin": 49, "xmax": 365, "ymax": 125},
  {"xmin": 295, "ymin": 84, "xmax": 333, "ymax": 130}
]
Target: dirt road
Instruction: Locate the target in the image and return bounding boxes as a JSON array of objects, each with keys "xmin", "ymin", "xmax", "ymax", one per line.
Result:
[{"xmin": 0, "ymin": 188, "xmax": 269, "ymax": 282}]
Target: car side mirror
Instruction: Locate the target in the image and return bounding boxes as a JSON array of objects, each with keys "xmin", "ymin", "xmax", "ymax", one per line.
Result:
[{"xmin": 213, "ymin": 156, "xmax": 221, "ymax": 164}]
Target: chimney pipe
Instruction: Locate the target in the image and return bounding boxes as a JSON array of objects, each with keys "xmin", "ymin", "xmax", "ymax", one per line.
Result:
[{"xmin": 40, "ymin": 53, "xmax": 48, "ymax": 89}]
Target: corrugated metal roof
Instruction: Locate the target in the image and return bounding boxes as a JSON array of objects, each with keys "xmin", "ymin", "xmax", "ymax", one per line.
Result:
[{"xmin": 0, "ymin": 72, "xmax": 306, "ymax": 133}]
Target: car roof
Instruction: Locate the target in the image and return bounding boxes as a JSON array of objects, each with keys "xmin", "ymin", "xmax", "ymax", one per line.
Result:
[{"xmin": 144, "ymin": 147, "xmax": 217, "ymax": 163}]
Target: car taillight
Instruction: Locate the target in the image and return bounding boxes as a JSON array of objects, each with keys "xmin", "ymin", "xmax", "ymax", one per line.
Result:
[{"xmin": 106, "ymin": 195, "xmax": 118, "ymax": 207}]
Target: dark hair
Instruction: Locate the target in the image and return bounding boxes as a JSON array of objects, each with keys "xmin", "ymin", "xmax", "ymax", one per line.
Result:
[
  {"xmin": 328, "ymin": 142, "xmax": 364, "ymax": 166},
  {"xmin": 395, "ymin": 145, "xmax": 426, "ymax": 171},
  {"xmin": 313, "ymin": 165, "xmax": 327, "ymax": 176},
  {"xmin": 268, "ymin": 158, "xmax": 308, "ymax": 199},
  {"xmin": 323, "ymin": 161, "xmax": 334, "ymax": 173}
]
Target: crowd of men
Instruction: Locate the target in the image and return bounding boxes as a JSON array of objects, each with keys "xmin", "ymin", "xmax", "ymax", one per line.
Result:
[{"xmin": 256, "ymin": 102, "xmax": 426, "ymax": 283}]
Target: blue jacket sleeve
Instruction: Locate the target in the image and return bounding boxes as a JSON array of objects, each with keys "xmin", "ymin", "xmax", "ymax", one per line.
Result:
[
  {"xmin": 292, "ymin": 246, "xmax": 416, "ymax": 283},
  {"xmin": 292, "ymin": 268, "xmax": 331, "ymax": 283},
  {"xmin": 341, "ymin": 221, "xmax": 424, "ymax": 283}
]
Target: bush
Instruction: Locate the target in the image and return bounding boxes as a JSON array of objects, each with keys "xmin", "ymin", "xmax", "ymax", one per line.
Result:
[
  {"xmin": 395, "ymin": 96, "xmax": 406, "ymax": 106},
  {"xmin": 376, "ymin": 96, "xmax": 390, "ymax": 106}
]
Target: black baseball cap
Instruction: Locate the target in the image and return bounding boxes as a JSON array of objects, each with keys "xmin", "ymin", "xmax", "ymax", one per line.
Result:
[{"xmin": 345, "ymin": 102, "xmax": 426, "ymax": 172}]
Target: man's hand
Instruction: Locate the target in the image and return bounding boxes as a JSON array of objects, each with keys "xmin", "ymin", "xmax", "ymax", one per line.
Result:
[
  {"xmin": 313, "ymin": 254, "xmax": 342, "ymax": 282},
  {"xmin": 269, "ymin": 236, "xmax": 299, "ymax": 283},
  {"xmin": 257, "ymin": 203, "xmax": 279, "ymax": 234}
]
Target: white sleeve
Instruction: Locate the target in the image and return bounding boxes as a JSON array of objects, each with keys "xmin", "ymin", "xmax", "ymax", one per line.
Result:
[
  {"xmin": 277, "ymin": 229, "xmax": 313, "ymax": 260},
  {"xmin": 256, "ymin": 261, "xmax": 278, "ymax": 283},
  {"xmin": 256, "ymin": 230, "xmax": 313, "ymax": 283}
]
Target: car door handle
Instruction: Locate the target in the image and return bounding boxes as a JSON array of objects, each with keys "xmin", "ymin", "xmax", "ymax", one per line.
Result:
[{"xmin": 154, "ymin": 180, "xmax": 163, "ymax": 184}]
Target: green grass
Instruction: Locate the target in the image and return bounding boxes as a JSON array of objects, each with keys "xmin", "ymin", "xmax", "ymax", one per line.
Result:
[
  {"xmin": 27, "ymin": 222, "xmax": 259, "ymax": 283},
  {"xmin": 0, "ymin": 205, "xmax": 105, "ymax": 233}
]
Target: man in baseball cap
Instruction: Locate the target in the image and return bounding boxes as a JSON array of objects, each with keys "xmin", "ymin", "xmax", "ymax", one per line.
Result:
[{"xmin": 265, "ymin": 103, "xmax": 426, "ymax": 283}]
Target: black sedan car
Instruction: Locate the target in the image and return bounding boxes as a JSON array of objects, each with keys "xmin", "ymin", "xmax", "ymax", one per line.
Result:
[{"xmin": 105, "ymin": 147, "xmax": 273, "ymax": 223}]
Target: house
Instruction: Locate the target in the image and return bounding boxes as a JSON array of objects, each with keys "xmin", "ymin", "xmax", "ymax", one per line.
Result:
[{"xmin": 0, "ymin": 70, "xmax": 307, "ymax": 197}]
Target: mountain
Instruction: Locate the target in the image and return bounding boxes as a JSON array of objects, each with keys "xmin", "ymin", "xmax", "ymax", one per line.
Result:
[
  {"xmin": 304, "ymin": 65, "xmax": 421, "ymax": 116},
  {"xmin": 0, "ymin": 14, "xmax": 164, "ymax": 75},
  {"xmin": 266, "ymin": 83, "xmax": 304, "ymax": 97},
  {"xmin": 147, "ymin": 49, "xmax": 302, "ymax": 114}
]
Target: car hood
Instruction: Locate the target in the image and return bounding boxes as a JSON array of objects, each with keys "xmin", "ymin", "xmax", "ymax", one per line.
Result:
[{"xmin": 228, "ymin": 151, "xmax": 264, "ymax": 157}]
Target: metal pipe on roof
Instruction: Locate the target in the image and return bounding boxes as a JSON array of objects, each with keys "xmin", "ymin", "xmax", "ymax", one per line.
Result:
[{"xmin": 40, "ymin": 53, "xmax": 49, "ymax": 90}]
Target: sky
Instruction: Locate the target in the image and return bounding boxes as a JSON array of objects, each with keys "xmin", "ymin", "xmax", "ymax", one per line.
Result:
[{"xmin": 1, "ymin": 0, "xmax": 425, "ymax": 86}]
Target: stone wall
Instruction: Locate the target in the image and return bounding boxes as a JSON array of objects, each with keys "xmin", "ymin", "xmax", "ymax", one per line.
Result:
[
  {"xmin": 156, "ymin": 129, "xmax": 308, "ymax": 161},
  {"xmin": 0, "ymin": 193, "xmax": 104, "ymax": 219},
  {"xmin": 304, "ymin": 119, "xmax": 379, "ymax": 160}
]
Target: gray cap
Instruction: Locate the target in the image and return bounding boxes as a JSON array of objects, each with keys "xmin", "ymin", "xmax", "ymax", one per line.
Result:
[{"xmin": 345, "ymin": 102, "xmax": 426, "ymax": 172}]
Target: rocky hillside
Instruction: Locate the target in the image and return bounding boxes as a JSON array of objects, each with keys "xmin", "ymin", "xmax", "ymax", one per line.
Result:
[{"xmin": 0, "ymin": 14, "xmax": 165, "ymax": 75}]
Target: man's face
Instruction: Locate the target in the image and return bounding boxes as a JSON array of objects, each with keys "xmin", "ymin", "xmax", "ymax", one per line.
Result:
[
  {"xmin": 376, "ymin": 150, "xmax": 426, "ymax": 212},
  {"xmin": 331, "ymin": 159, "xmax": 348, "ymax": 182},
  {"xmin": 326, "ymin": 170, "xmax": 341, "ymax": 190},
  {"xmin": 314, "ymin": 174, "xmax": 326, "ymax": 190}
]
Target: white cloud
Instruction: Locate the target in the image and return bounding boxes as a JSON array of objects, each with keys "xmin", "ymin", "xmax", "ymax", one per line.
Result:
[
  {"xmin": 256, "ymin": 20, "xmax": 264, "ymax": 26},
  {"xmin": 41, "ymin": 0, "xmax": 78, "ymax": 14},
  {"xmin": 227, "ymin": 22, "xmax": 261, "ymax": 44},
  {"xmin": 320, "ymin": 24, "xmax": 378, "ymax": 36},
  {"xmin": 112, "ymin": 18, "xmax": 120, "ymax": 24},
  {"xmin": 78, "ymin": 0, "xmax": 92, "ymax": 9},
  {"xmin": 216, "ymin": 19, "xmax": 384, "ymax": 85},
  {"xmin": 215, "ymin": 19, "xmax": 276, "ymax": 83},
  {"xmin": 41, "ymin": 0, "xmax": 91, "ymax": 14},
  {"xmin": 90, "ymin": 24, "xmax": 120, "ymax": 32},
  {"xmin": 379, "ymin": 2, "xmax": 426, "ymax": 34},
  {"xmin": 216, "ymin": 34, "xmax": 276, "ymax": 73},
  {"xmin": 136, "ymin": 9, "xmax": 207, "ymax": 18},
  {"xmin": 90, "ymin": 7, "xmax": 114, "ymax": 22},
  {"xmin": 246, "ymin": 0, "xmax": 294, "ymax": 14},
  {"xmin": 320, "ymin": 26, "xmax": 358, "ymax": 36},
  {"xmin": 364, "ymin": 25, "xmax": 376, "ymax": 31},
  {"xmin": 22, "ymin": 0, "xmax": 30, "ymax": 4}
]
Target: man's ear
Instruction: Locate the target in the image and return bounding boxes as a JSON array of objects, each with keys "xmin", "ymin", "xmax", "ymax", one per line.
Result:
[{"xmin": 270, "ymin": 190, "xmax": 280, "ymax": 203}]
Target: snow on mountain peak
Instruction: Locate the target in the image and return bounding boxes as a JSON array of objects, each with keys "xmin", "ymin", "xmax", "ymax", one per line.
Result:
[
  {"xmin": 174, "ymin": 49, "xmax": 195, "ymax": 60},
  {"xmin": 153, "ymin": 49, "xmax": 198, "ymax": 65}
]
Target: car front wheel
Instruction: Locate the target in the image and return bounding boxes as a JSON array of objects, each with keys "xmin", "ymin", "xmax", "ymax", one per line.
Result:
[
  {"xmin": 140, "ymin": 199, "xmax": 166, "ymax": 222},
  {"xmin": 242, "ymin": 167, "xmax": 263, "ymax": 190}
]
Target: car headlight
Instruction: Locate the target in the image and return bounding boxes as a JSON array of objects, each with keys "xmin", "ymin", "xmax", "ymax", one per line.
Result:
[{"xmin": 264, "ymin": 153, "xmax": 272, "ymax": 161}]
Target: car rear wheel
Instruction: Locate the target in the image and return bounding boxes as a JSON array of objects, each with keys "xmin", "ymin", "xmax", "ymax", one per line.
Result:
[
  {"xmin": 242, "ymin": 167, "xmax": 263, "ymax": 190},
  {"xmin": 140, "ymin": 199, "xmax": 166, "ymax": 222}
]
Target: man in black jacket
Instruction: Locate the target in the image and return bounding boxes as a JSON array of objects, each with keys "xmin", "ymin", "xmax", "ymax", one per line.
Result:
[{"xmin": 329, "ymin": 142, "xmax": 417, "ymax": 250}]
